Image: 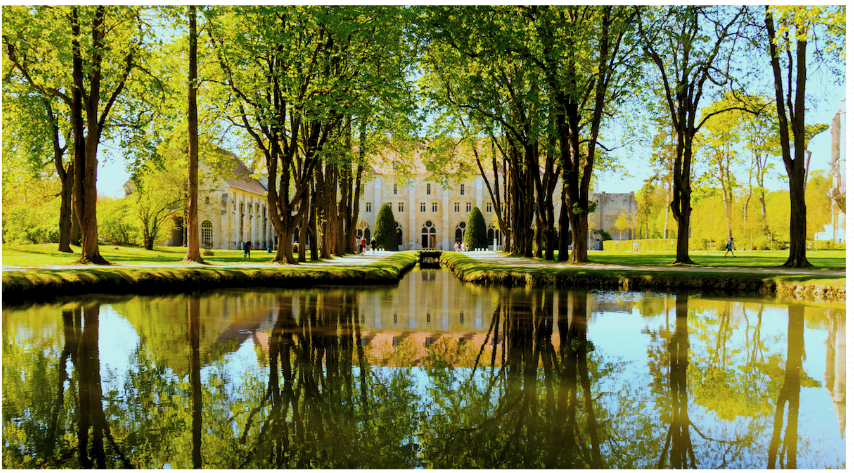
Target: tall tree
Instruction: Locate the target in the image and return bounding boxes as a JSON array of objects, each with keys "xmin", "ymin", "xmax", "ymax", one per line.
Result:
[
  {"xmin": 638, "ymin": 5, "xmax": 748, "ymax": 264},
  {"xmin": 182, "ymin": 6, "xmax": 204, "ymax": 263},
  {"xmin": 3, "ymin": 6, "xmax": 158, "ymax": 264},
  {"xmin": 763, "ymin": 5, "xmax": 844, "ymax": 266}
]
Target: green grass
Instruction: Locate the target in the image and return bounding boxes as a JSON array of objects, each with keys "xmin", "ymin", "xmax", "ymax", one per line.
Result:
[
  {"xmin": 519, "ymin": 249, "xmax": 847, "ymax": 271},
  {"xmin": 2, "ymin": 249, "xmax": 420, "ymax": 305},
  {"xmin": 1, "ymin": 243, "xmax": 340, "ymax": 267},
  {"xmin": 442, "ymin": 252, "xmax": 845, "ymax": 303}
]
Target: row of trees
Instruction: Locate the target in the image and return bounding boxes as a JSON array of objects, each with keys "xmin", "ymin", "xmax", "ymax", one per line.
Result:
[
  {"xmin": 631, "ymin": 171, "xmax": 837, "ymax": 248},
  {"xmin": 2, "ymin": 6, "xmax": 844, "ymax": 266}
]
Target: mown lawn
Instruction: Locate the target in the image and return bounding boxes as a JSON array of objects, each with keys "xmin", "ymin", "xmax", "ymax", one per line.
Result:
[
  {"xmin": 523, "ymin": 249, "xmax": 847, "ymax": 271},
  {"xmin": 1, "ymin": 243, "xmax": 344, "ymax": 267}
]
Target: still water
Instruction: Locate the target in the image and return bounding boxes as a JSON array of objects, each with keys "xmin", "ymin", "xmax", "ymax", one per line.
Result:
[{"xmin": 2, "ymin": 268, "xmax": 846, "ymax": 468}]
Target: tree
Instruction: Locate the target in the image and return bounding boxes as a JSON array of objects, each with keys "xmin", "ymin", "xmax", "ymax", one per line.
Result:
[
  {"xmin": 763, "ymin": 5, "xmax": 844, "ymax": 266},
  {"xmin": 638, "ymin": 6, "xmax": 748, "ymax": 264},
  {"xmin": 182, "ymin": 6, "xmax": 204, "ymax": 264},
  {"xmin": 3, "ymin": 6, "xmax": 160, "ymax": 264},
  {"xmin": 128, "ymin": 158, "xmax": 183, "ymax": 250},
  {"xmin": 614, "ymin": 214, "xmax": 630, "ymax": 241},
  {"xmin": 373, "ymin": 203, "xmax": 398, "ymax": 251},
  {"xmin": 464, "ymin": 206, "xmax": 488, "ymax": 250}
]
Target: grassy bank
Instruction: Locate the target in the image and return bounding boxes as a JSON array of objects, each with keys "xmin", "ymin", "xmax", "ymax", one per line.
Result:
[
  {"xmin": 442, "ymin": 252, "xmax": 846, "ymax": 303},
  {"xmin": 2, "ymin": 251, "xmax": 419, "ymax": 306},
  {"xmin": 535, "ymin": 249, "xmax": 847, "ymax": 270},
  {"xmin": 2, "ymin": 243, "xmax": 321, "ymax": 267}
]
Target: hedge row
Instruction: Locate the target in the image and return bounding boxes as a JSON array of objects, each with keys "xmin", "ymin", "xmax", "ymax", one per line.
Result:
[{"xmin": 604, "ymin": 238, "xmax": 847, "ymax": 252}]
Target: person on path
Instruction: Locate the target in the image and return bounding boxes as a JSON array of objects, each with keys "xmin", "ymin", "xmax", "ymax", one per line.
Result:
[
  {"xmin": 370, "ymin": 238, "xmax": 376, "ymax": 254},
  {"xmin": 360, "ymin": 236, "xmax": 367, "ymax": 255},
  {"xmin": 244, "ymin": 240, "xmax": 252, "ymax": 260},
  {"xmin": 724, "ymin": 238, "xmax": 736, "ymax": 257},
  {"xmin": 355, "ymin": 235, "xmax": 360, "ymax": 252}
]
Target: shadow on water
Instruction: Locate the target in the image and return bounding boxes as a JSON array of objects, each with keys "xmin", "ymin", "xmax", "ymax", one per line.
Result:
[{"xmin": 0, "ymin": 269, "xmax": 844, "ymax": 469}]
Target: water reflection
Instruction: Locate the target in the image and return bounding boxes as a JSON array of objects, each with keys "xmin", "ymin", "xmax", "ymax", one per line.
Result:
[{"xmin": 1, "ymin": 269, "xmax": 846, "ymax": 469}]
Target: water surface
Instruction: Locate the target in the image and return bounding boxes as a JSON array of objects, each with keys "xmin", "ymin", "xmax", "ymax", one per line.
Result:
[{"xmin": 2, "ymin": 268, "xmax": 846, "ymax": 468}]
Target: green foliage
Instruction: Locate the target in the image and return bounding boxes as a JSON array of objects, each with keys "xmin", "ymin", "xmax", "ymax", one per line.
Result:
[
  {"xmin": 98, "ymin": 197, "xmax": 139, "ymax": 246},
  {"xmin": 463, "ymin": 206, "xmax": 487, "ymax": 250},
  {"xmin": 373, "ymin": 203, "xmax": 399, "ymax": 251},
  {"xmin": 599, "ymin": 230, "xmax": 613, "ymax": 241}
]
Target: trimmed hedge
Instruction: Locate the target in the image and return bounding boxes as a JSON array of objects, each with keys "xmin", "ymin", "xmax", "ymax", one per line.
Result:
[
  {"xmin": 374, "ymin": 203, "xmax": 399, "ymax": 251},
  {"xmin": 605, "ymin": 238, "xmax": 847, "ymax": 252},
  {"xmin": 464, "ymin": 206, "xmax": 488, "ymax": 250}
]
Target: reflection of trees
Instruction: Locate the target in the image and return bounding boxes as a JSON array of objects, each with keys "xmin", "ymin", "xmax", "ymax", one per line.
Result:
[
  {"xmin": 657, "ymin": 294, "xmax": 695, "ymax": 468},
  {"xmin": 766, "ymin": 306, "xmax": 804, "ymax": 469},
  {"xmin": 419, "ymin": 288, "xmax": 607, "ymax": 468},
  {"xmin": 235, "ymin": 292, "xmax": 421, "ymax": 468}
]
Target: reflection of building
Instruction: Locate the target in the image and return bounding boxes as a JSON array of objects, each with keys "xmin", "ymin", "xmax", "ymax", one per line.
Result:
[{"xmin": 824, "ymin": 314, "xmax": 846, "ymax": 438}]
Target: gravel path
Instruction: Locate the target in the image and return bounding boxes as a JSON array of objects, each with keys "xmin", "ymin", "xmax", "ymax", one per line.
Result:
[{"xmin": 459, "ymin": 251, "xmax": 847, "ymax": 277}]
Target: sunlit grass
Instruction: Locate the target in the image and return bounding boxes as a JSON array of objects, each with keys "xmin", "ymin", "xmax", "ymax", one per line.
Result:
[
  {"xmin": 512, "ymin": 249, "xmax": 847, "ymax": 271},
  {"xmin": 1, "ymin": 243, "xmax": 327, "ymax": 267}
]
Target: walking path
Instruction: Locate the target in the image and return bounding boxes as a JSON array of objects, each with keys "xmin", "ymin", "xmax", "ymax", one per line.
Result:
[
  {"xmin": 461, "ymin": 251, "xmax": 847, "ymax": 277},
  {"xmin": 1, "ymin": 250, "xmax": 393, "ymax": 272},
  {"xmin": 3, "ymin": 250, "xmax": 846, "ymax": 278}
]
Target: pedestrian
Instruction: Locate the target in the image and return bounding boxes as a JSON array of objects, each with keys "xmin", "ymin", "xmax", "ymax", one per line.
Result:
[
  {"xmin": 360, "ymin": 236, "xmax": 367, "ymax": 254},
  {"xmin": 355, "ymin": 235, "xmax": 360, "ymax": 252},
  {"xmin": 724, "ymin": 238, "xmax": 735, "ymax": 257},
  {"xmin": 244, "ymin": 240, "xmax": 252, "ymax": 260},
  {"xmin": 370, "ymin": 238, "xmax": 376, "ymax": 254}
]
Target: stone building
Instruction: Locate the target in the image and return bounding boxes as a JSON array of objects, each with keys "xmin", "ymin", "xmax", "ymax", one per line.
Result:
[
  {"xmin": 130, "ymin": 155, "xmax": 277, "ymax": 251},
  {"xmin": 357, "ymin": 154, "xmax": 638, "ymax": 251},
  {"xmin": 149, "ymin": 148, "xmax": 636, "ymax": 252}
]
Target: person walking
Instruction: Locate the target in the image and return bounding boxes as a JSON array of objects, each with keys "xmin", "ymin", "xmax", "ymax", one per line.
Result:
[
  {"xmin": 370, "ymin": 238, "xmax": 376, "ymax": 254},
  {"xmin": 360, "ymin": 236, "xmax": 367, "ymax": 255},
  {"xmin": 244, "ymin": 240, "xmax": 252, "ymax": 260},
  {"xmin": 724, "ymin": 238, "xmax": 736, "ymax": 257}
]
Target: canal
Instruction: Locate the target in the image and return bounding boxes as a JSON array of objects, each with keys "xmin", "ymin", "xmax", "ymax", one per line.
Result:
[{"xmin": 2, "ymin": 268, "xmax": 846, "ymax": 468}]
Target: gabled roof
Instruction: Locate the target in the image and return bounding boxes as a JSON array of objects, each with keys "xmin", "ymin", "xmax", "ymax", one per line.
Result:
[{"xmin": 224, "ymin": 158, "xmax": 267, "ymax": 196}]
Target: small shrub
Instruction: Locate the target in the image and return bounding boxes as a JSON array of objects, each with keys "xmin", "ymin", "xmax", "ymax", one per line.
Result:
[
  {"xmin": 374, "ymin": 203, "xmax": 399, "ymax": 251},
  {"xmin": 464, "ymin": 206, "xmax": 488, "ymax": 250}
]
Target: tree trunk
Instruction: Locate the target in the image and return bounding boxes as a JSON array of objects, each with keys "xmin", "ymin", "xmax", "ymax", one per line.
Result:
[
  {"xmin": 69, "ymin": 7, "xmax": 113, "ymax": 265},
  {"xmin": 57, "ymin": 163, "xmax": 74, "ymax": 253},
  {"xmin": 70, "ymin": 204, "xmax": 81, "ymax": 246},
  {"xmin": 557, "ymin": 190, "xmax": 569, "ymax": 261},
  {"xmin": 764, "ymin": 8, "xmax": 811, "ymax": 267},
  {"xmin": 183, "ymin": 5, "xmax": 204, "ymax": 264}
]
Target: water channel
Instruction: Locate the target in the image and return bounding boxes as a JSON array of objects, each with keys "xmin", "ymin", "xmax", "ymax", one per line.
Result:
[{"xmin": 2, "ymin": 268, "xmax": 846, "ymax": 468}]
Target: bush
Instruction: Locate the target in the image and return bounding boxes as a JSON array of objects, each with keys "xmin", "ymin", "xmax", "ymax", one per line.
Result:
[
  {"xmin": 464, "ymin": 206, "xmax": 488, "ymax": 250},
  {"xmin": 373, "ymin": 203, "xmax": 398, "ymax": 251},
  {"xmin": 753, "ymin": 235, "xmax": 769, "ymax": 250},
  {"xmin": 599, "ymin": 230, "xmax": 613, "ymax": 241}
]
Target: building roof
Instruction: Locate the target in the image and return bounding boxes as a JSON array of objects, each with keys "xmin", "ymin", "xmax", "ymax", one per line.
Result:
[{"xmin": 223, "ymin": 158, "xmax": 267, "ymax": 196}]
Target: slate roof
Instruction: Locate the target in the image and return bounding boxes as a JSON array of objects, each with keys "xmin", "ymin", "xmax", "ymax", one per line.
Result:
[{"xmin": 224, "ymin": 158, "xmax": 267, "ymax": 195}]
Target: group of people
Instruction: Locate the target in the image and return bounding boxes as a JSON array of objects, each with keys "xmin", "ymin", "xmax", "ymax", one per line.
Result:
[
  {"xmin": 356, "ymin": 235, "xmax": 376, "ymax": 255},
  {"xmin": 454, "ymin": 241, "xmax": 469, "ymax": 252}
]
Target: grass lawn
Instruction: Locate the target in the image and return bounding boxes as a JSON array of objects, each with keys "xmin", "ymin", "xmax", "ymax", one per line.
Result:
[
  {"xmin": 521, "ymin": 249, "xmax": 847, "ymax": 271},
  {"xmin": 1, "ymin": 243, "xmax": 346, "ymax": 267},
  {"xmin": 443, "ymin": 252, "xmax": 846, "ymax": 303}
]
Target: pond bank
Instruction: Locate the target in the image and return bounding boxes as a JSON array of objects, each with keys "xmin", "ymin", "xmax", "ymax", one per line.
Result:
[
  {"xmin": 2, "ymin": 252, "xmax": 419, "ymax": 306},
  {"xmin": 441, "ymin": 252, "xmax": 846, "ymax": 303}
]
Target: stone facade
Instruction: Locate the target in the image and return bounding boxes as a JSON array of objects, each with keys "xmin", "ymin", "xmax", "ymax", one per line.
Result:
[{"xmin": 357, "ymin": 171, "xmax": 637, "ymax": 251}]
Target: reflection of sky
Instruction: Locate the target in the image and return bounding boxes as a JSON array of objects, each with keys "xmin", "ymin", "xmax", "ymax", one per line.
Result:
[{"xmin": 7, "ymin": 277, "xmax": 845, "ymax": 469}]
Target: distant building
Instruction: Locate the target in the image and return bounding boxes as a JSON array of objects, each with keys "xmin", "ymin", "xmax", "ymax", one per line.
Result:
[{"xmin": 357, "ymin": 150, "xmax": 637, "ymax": 251}]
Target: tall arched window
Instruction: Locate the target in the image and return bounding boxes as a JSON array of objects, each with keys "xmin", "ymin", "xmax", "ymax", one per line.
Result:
[
  {"xmin": 421, "ymin": 220, "xmax": 437, "ymax": 248},
  {"xmin": 396, "ymin": 222, "xmax": 403, "ymax": 246},
  {"xmin": 455, "ymin": 221, "xmax": 467, "ymax": 243},
  {"xmin": 201, "ymin": 220, "xmax": 213, "ymax": 248}
]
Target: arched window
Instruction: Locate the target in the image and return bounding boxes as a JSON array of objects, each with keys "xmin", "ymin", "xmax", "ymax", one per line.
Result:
[
  {"xmin": 396, "ymin": 222, "xmax": 403, "ymax": 246},
  {"xmin": 421, "ymin": 220, "xmax": 437, "ymax": 248},
  {"xmin": 201, "ymin": 220, "xmax": 213, "ymax": 248},
  {"xmin": 455, "ymin": 221, "xmax": 467, "ymax": 243}
]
